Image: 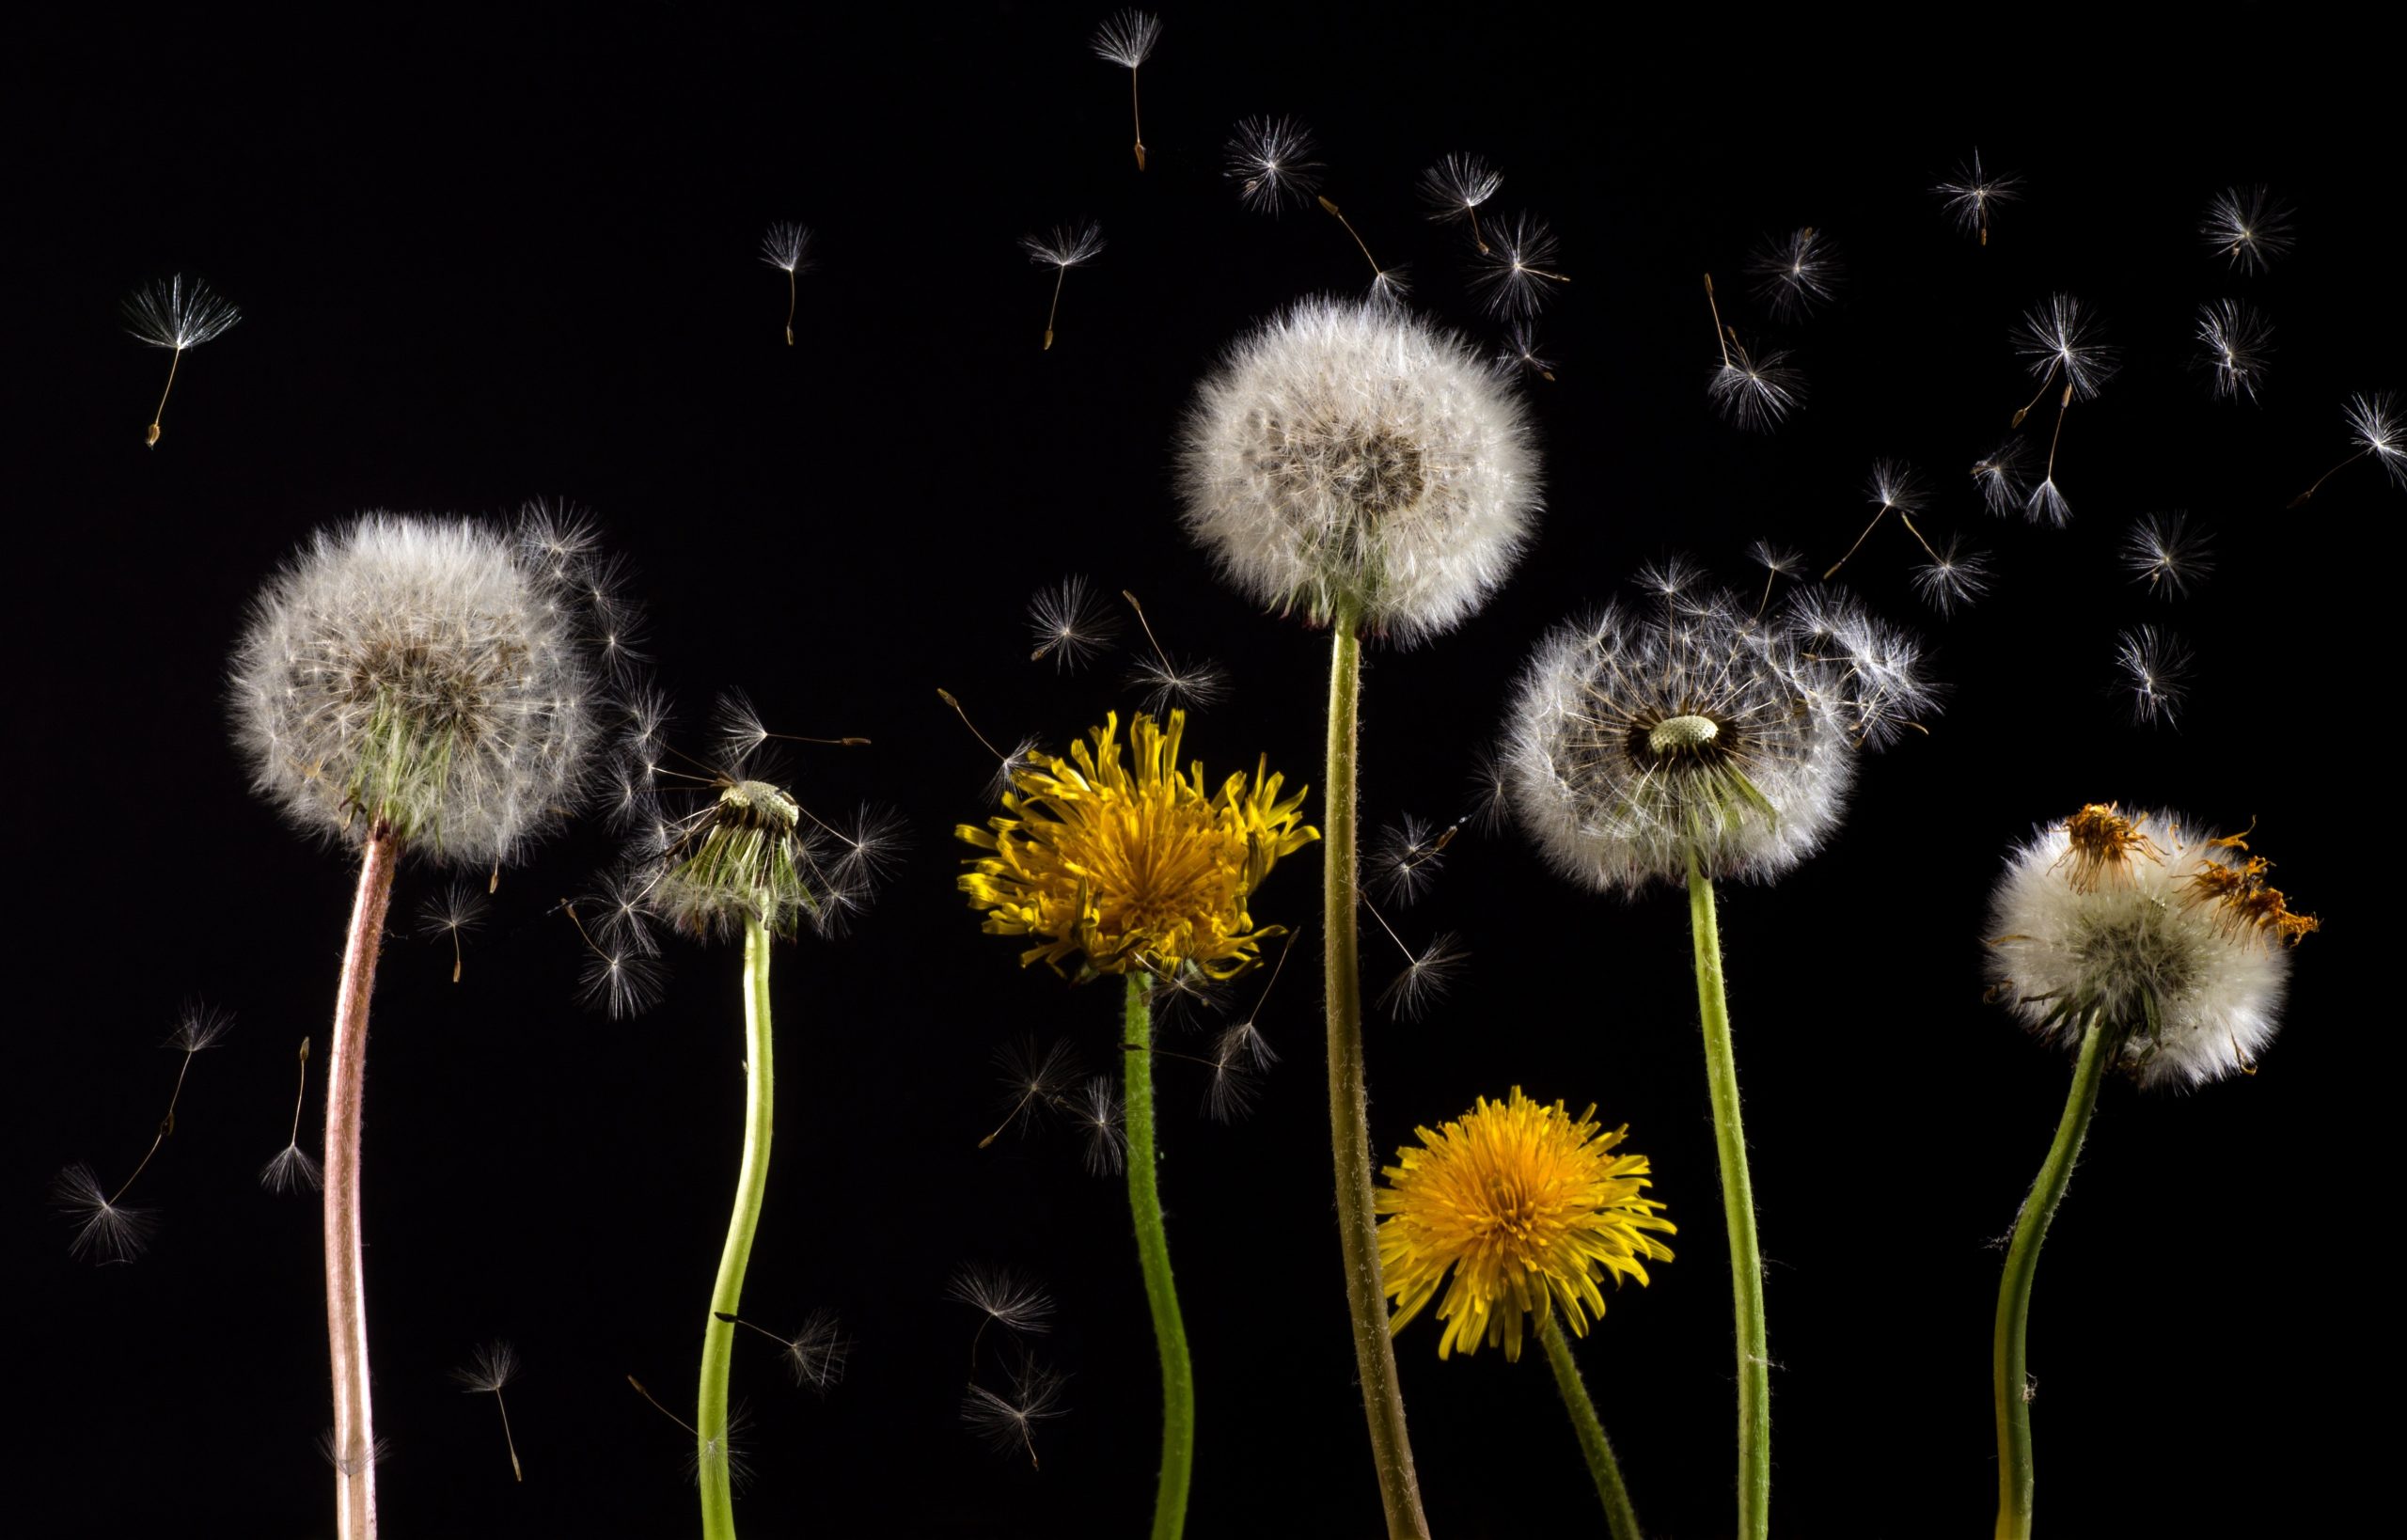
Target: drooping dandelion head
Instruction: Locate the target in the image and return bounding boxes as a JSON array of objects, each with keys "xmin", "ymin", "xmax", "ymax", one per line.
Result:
[
  {"xmin": 956, "ymin": 711, "xmax": 1318, "ymax": 983},
  {"xmin": 1178, "ymin": 298, "xmax": 1542, "ymax": 643},
  {"xmin": 1377, "ymin": 1088, "xmax": 1675, "ymax": 1361},
  {"xmin": 649, "ymin": 776, "xmax": 821, "ymax": 941},
  {"xmin": 230, "ymin": 512, "xmax": 606, "ymax": 865},
  {"xmin": 1502, "ymin": 571, "xmax": 1935, "ymax": 895},
  {"xmin": 1987, "ymin": 808, "xmax": 2318, "ymax": 1088}
]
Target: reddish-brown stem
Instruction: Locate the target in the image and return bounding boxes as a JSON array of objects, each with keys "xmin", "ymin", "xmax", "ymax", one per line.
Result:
[{"xmin": 326, "ymin": 826, "xmax": 398, "ymax": 1540}]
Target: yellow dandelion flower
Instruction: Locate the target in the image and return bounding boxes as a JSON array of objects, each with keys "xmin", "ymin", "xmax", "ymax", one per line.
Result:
[
  {"xmin": 956, "ymin": 710, "xmax": 1318, "ymax": 982},
  {"xmin": 1378, "ymin": 1088, "xmax": 1675, "ymax": 1361}
]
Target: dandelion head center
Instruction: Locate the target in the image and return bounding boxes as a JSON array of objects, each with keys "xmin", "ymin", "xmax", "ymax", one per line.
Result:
[
  {"xmin": 718, "ymin": 778, "xmax": 800, "ymax": 833},
  {"xmin": 1645, "ymin": 713, "xmax": 1722, "ymax": 757},
  {"xmin": 1329, "ymin": 428, "xmax": 1427, "ymax": 522}
]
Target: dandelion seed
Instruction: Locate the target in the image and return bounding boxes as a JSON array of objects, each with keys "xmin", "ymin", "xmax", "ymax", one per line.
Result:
[
  {"xmin": 1027, "ymin": 574, "xmax": 1119, "ymax": 668},
  {"xmin": 937, "ymin": 687, "xmax": 1040, "ymax": 805},
  {"xmin": 451, "ymin": 1341, "xmax": 524, "ymax": 1482},
  {"xmin": 316, "ymin": 1428, "xmax": 395, "ymax": 1478},
  {"xmin": 962, "ymin": 1353, "xmax": 1071, "ymax": 1469},
  {"xmin": 1909, "ymin": 534, "xmax": 1994, "ymax": 617},
  {"xmin": 1200, "ymin": 1026, "xmax": 1263, "ymax": 1123},
  {"xmin": 715, "ymin": 1308, "xmax": 850, "ymax": 1391},
  {"xmin": 2201, "ymin": 185, "xmax": 2294, "ymax": 274},
  {"xmin": 1091, "ymin": 9, "xmax": 1160, "ymax": 169},
  {"xmin": 1419, "ymin": 151, "xmax": 1502, "ymax": 251},
  {"xmin": 1934, "ymin": 149, "xmax": 2024, "ymax": 245},
  {"xmin": 947, "ymin": 1263, "xmax": 1057, "ymax": 1368},
  {"xmin": 586, "ymin": 869, "xmax": 663, "ymax": 957},
  {"xmin": 2195, "ymin": 299, "xmax": 2273, "ymax": 403},
  {"xmin": 1471, "ymin": 212, "xmax": 1571, "ymax": 318},
  {"xmin": 2116, "ymin": 626, "xmax": 2193, "ymax": 728},
  {"xmin": 1373, "ymin": 927, "xmax": 1466, "ymax": 1023},
  {"xmin": 1023, "ymin": 220, "xmax": 1104, "ymax": 352},
  {"xmin": 760, "ymin": 223, "xmax": 812, "ymax": 345},
  {"xmin": 1120, "ymin": 590, "xmax": 1229, "ymax": 715},
  {"xmin": 260, "ymin": 1036, "xmax": 322, "ymax": 1194},
  {"xmin": 122, "ymin": 273, "xmax": 241, "ymax": 446},
  {"xmin": 979, "ymin": 1035, "xmax": 1083, "ymax": 1147},
  {"xmin": 2291, "ymin": 390, "xmax": 2407, "ymax": 506},
  {"xmin": 684, "ymin": 1404, "xmax": 756, "ymax": 1493},
  {"xmin": 1315, "ymin": 194, "xmax": 1408, "ymax": 304},
  {"xmin": 2023, "ymin": 474, "xmax": 2072, "ymax": 527},
  {"xmin": 2011, "ymin": 293, "xmax": 2118, "ymax": 418},
  {"xmin": 1824, "ymin": 458, "xmax": 1933, "ymax": 580},
  {"xmin": 418, "ymin": 880, "xmax": 490, "ymax": 983},
  {"xmin": 1371, "ymin": 814, "xmax": 1458, "ymax": 906},
  {"xmin": 1747, "ymin": 226, "xmax": 1841, "ymax": 319},
  {"xmin": 52, "ymin": 1162, "xmax": 157, "ymax": 1265},
  {"xmin": 1702, "ymin": 275, "xmax": 1802, "ymax": 432},
  {"xmin": 1224, "ymin": 115, "xmax": 1323, "ymax": 213},
  {"xmin": 2121, "ymin": 512, "xmax": 2214, "ymax": 599},
  {"xmin": 1745, "ymin": 540, "xmax": 1804, "ymax": 616},
  {"xmin": 1972, "ymin": 439, "xmax": 2032, "ymax": 517},
  {"xmin": 1074, "ymin": 1074, "xmax": 1126, "ymax": 1175},
  {"xmin": 1498, "ymin": 322, "xmax": 1556, "ymax": 382}
]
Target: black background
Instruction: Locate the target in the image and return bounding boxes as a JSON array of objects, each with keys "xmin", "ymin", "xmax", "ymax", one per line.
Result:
[{"xmin": 8, "ymin": 8, "xmax": 2382, "ymax": 1537}]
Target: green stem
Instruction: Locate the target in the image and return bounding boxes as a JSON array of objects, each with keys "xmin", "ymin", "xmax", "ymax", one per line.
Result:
[
  {"xmin": 1324, "ymin": 611, "xmax": 1432, "ymax": 1540},
  {"xmin": 1686, "ymin": 845, "xmax": 1769, "ymax": 1540},
  {"xmin": 1992, "ymin": 1011, "xmax": 2111, "ymax": 1540},
  {"xmin": 325, "ymin": 825, "xmax": 397, "ymax": 1540},
  {"xmin": 1536, "ymin": 1309, "xmax": 1644, "ymax": 1540},
  {"xmin": 699, "ymin": 914, "xmax": 777, "ymax": 1540},
  {"xmin": 1123, "ymin": 974, "xmax": 1194, "ymax": 1539}
]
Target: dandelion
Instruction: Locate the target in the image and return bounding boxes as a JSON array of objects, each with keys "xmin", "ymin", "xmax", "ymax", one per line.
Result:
[
  {"xmin": 1499, "ymin": 322, "xmax": 1556, "ymax": 382},
  {"xmin": 1224, "ymin": 115, "xmax": 1323, "ymax": 213},
  {"xmin": 1120, "ymin": 589, "xmax": 1230, "ymax": 715},
  {"xmin": 2122, "ymin": 512, "xmax": 2214, "ymax": 599},
  {"xmin": 1371, "ymin": 921, "xmax": 1466, "ymax": 1022},
  {"xmin": 1022, "ymin": 220, "xmax": 1104, "ymax": 351},
  {"xmin": 714, "ymin": 1308, "xmax": 850, "ymax": 1391},
  {"xmin": 1072, "ymin": 1073, "xmax": 1127, "ymax": 1175},
  {"xmin": 1910, "ymin": 534, "xmax": 1994, "ymax": 618},
  {"xmin": 1703, "ymin": 275, "xmax": 1804, "ymax": 432},
  {"xmin": 936, "ymin": 688, "xmax": 1041, "ymax": 806},
  {"xmin": 962, "ymin": 1353, "xmax": 1070, "ymax": 1470},
  {"xmin": 122, "ymin": 273, "xmax": 241, "ymax": 446},
  {"xmin": 1823, "ymin": 458, "xmax": 1934, "ymax": 580},
  {"xmin": 1745, "ymin": 540, "xmax": 1804, "ymax": 616},
  {"xmin": 2008, "ymin": 294, "xmax": 2117, "ymax": 526},
  {"xmin": 1316, "ymin": 194, "xmax": 1408, "ymax": 306},
  {"xmin": 2115, "ymin": 625, "xmax": 2193, "ymax": 727},
  {"xmin": 55, "ymin": 1004, "xmax": 230, "ymax": 1262},
  {"xmin": 1371, "ymin": 814, "xmax": 1458, "ymax": 906},
  {"xmin": 1972, "ymin": 439, "xmax": 2032, "ymax": 517},
  {"xmin": 2290, "ymin": 390, "xmax": 2407, "ymax": 506},
  {"xmin": 418, "ymin": 880, "xmax": 489, "ymax": 983},
  {"xmin": 1985, "ymin": 808, "xmax": 2316, "ymax": 1536},
  {"xmin": 2201, "ymin": 185, "xmax": 2294, "ymax": 274},
  {"xmin": 2195, "ymin": 299, "xmax": 2273, "ymax": 402},
  {"xmin": 1090, "ymin": 9, "xmax": 1160, "ymax": 169},
  {"xmin": 946, "ymin": 1264, "xmax": 1057, "ymax": 1365},
  {"xmin": 760, "ymin": 223, "xmax": 812, "ymax": 345},
  {"xmin": 1935, "ymin": 149, "xmax": 2024, "ymax": 245},
  {"xmin": 978, "ymin": 1035, "xmax": 1082, "ymax": 1147},
  {"xmin": 1746, "ymin": 226, "xmax": 1840, "ymax": 319},
  {"xmin": 451, "ymin": 1341, "xmax": 524, "ymax": 1482},
  {"xmin": 1419, "ymin": 151, "xmax": 1502, "ymax": 252},
  {"xmin": 1471, "ymin": 212, "xmax": 1571, "ymax": 318},
  {"xmin": 260, "ymin": 1036, "xmax": 323, "ymax": 1194},
  {"xmin": 1027, "ymin": 574, "xmax": 1118, "ymax": 668}
]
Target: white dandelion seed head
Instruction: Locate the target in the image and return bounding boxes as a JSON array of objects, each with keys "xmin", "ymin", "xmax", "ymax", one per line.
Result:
[
  {"xmin": 1972, "ymin": 439, "xmax": 2032, "ymax": 517},
  {"xmin": 122, "ymin": 273, "xmax": 243, "ymax": 350},
  {"xmin": 1746, "ymin": 226, "xmax": 1842, "ymax": 319},
  {"xmin": 1022, "ymin": 220, "xmax": 1105, "ymax": 270},
  {"xmin": 2345, "ymin": 391, "xmax": 2407, "ymax": 488},
  {"xmin": 1471, "ymin": 212, "xmax": 1568, "ymax": 319},
  {"xmin": 1090, "ymin": 8, "xmax": 1160, "ymax": 68},
  {"xmin": 1934, "ymin": 149, "xmax": 2024, "ymax": 240},
  {"xmin": 2012, "ymin": 293, "xmax": 2120, "ymax": 400},
  {"xmin": 1224, "ymin": 116, "xmax": 1324, "ymax": 213},
  {"xmin": 2201, "ymin": 186, "xmax": 2294, "ymax": 274},
  {"xmin": 2116, "ymin": 626, "xmax": 2194, "ymax": 728},
  {"xmin": 1418, "ymin": 152, "xmax": 1502, "ymax": 220},
  {"xmin": 1707, "ymin": 344, "xmax": 1804, "ymax": 432},
  {"xmin": 1178, "ymin": 297, "xmax": 1543, "ymax": 644},
  {"xmin": 760, "ymin": 223, "xmax": 812, "ymax": 274},
  {"xmin": 2195, "ymin": 299, "xmax": 2273, "ymax": 403},
  {"xmin": 1987, "ymin": 810, "xmax": 2294, "ymax": 1088},
  {"xmin": 230, "ymin": 514, "xmax": 608, "ymax": 866},
  {"xmin": 2122, "ymin": 512, "xmax": 2215, "ymax": 600}
]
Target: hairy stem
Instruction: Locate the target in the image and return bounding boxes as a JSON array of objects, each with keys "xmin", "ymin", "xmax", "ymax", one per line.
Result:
[
  {"xmin": 1537, "ymin": 1308, "xmax": 1643, "ymax": 1540},
  {"xmin": 1993, "ymin": 1011, "xmax": 2111, "ymax": 1540},
  {"xmin": 1325, "ymin": 609, "xmax": 1432, "ymax": 1540},
  {"xmin": 699, "ymin": 915, "xmax": 777, "ymax": 1540},
  {"xmin": 1123, "ymin": 974, "xmax": 1194, "ymax": 1538},
  {"xmin": 1687, "ymin": 845, "xmax": 1769, "ymax": 1540},
  {"xmin": 325, "ymin": 826, "xmax": 397, "ymax": 1540}
]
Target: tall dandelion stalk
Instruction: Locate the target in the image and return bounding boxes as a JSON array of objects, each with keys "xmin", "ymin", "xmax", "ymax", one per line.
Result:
[
  {"xmin": 1179, "ymin": 298, "xmax": 1541, "ymax": 1537},
  {"xmin": 229, "ymin": 511, "xmax": 612, "ymax": 1538},
  {"xmin": 959, "ymin": 710, "xmax": 1316, "ymax": 1537},
  {"xmin": 1500, "ymin": 565, "xmax": 1934, "ymax": 1540},
  {"xmin": 1984, "ymin": 805, "xmax": 2315, "ymax": 1539}
]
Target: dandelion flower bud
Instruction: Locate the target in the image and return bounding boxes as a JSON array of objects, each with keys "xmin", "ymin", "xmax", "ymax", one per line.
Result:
[
  {"xmin": 1177, "ymin": 297, "xmax": 1542, "ymax": 644},
  {"xmin": 230, "ymin": 514, "xmax": 603, "ymax": 864},
  {"xmin": 1987, "ymin": 807, "xmax": 2317, "ymax": 1088}
]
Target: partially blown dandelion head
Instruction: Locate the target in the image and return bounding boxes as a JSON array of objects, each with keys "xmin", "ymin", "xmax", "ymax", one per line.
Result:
[
  {"xmin": 230, "ymin": 513, "xmax": 606, "ymax": 864},
  {"xmin": 1988, "ymin": 808, "xmax": 2316, "ymax": 1087},
  {"xmin": 957, "ymin": 711, "xmax": 1317, "ymax": 983},
  {"xmin": 1377, "ymin": 1088, "xmax": 1674, "ymax": 1361},
  {"xmin": 1178, "ymin": 297, "xmax": 1542, "ymax": 643},
  {"xmin": 650, "ymin": 776, "xmax": 817, "ymax": 940},
  {"xmin": 1502, "ymin": 573, "xmax": 1935, "ymax": 895}
]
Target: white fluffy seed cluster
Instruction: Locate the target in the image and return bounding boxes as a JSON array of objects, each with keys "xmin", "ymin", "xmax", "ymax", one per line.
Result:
[
  {"xmin": 230, "ymin": 513, "xmax": 604, "ymax": 865},
  {"xmin": 1502, "ymin": 570, "xmax": 1934, "ymax": 894},
  {"xmin": 1177, "ymin": 297, "xmax": 1542, "ymax": 644},
  {"xmin": 1986, "ymin": 810, "xmax": 2289, "ymax": 1089}
]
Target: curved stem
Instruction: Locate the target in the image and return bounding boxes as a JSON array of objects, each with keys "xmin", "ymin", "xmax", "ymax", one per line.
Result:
[
  {"xmin": 1686, "ymin": 846, "xmax": 1768, "ymax": 1540},
  {"xmin": 699, "ymin": 915, "xmax": 777, "ymax": 1540},
  {"xmin": 1122, "ymin": 974, "xmax": 1194, "ymax": 1538},
  {"xmin": 1536, "ymin": 1308, "xmax": 1643, "ymax": 1540},
  {"xmin": 1324, "ymin": 610, "xmax": 1432, "ymax": 1540},
  {"xmin": 325, "ymin": 827, "xmax": 398, "ymax": 1540},
  {"xmin": 1993, "ymin": 1011, "xmax": 2111, "ymax": 1540}
]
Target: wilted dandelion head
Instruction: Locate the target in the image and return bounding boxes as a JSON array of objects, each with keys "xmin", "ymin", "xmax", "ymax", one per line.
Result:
[
  {"xmin": 649, "ymin": 776, "xmax": 818, "ymax": 940},
  {"xmin": 122, "ymin": 274, "xmax": 242, "ymax": 351},
  {"xmin": 1502, "ymin": 574, "xmax": 1935, "ymax": 895},
  {"xmin": 957, "ymin": 711, "xmax": 1317, "ymax": 983},
  {"xmin": 1988, "ymin": 809, "xmax": 2315, "ymax": 1087},
  {"xmin": 1377, "ymin": 1088, "xmax": 1674, "ymax": 1361},
  {"xmin": 1178, "ymin": 297, "xmax": 1543, "ymax": 643},
  {"xmin": 2012, "ymin": 293, "xmax": 2119, "ymax": 400},
  {"xmin": 2201, "ymin": 185, "xmax": 2294, "ymax": 274},
  {"xmin": 2195, "ymin": 299, "xmax": 2273, "ymax": 403},
  {"xmin": 1224, "ymin": 115, "xmax": 1323, "ymax": 212},
  {"xmin": 230, "ymin": 513, "xmax": 606, "ymax": 865}
]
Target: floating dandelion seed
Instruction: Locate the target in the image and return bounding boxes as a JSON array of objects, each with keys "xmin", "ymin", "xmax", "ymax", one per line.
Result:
[
  {"xmin": 714, "ymin": 1308, "xmax": 850, "ymax": 1391},
  {"xmin": 2116, "ymin": 626, "xmax": 2193, "ymax": 727},
  {"xmin": 1027, "ymin": 574, "xmax": 1118, "ymax": 668},
  {"xmin": 1499, "ymin": 322, "xmax": 1556, "ymax": 382},
  {"xmin": 1073, "ymin": 1074, "xmax": 1126, "ymax": 1175},
  {"xmin": 1371, "ymin": 814, "xmax": 1459, "ymax": 907},
  {"xmin": 1935, "ymin": 149, "xmax": 2024, "ymax": 245},
  {"xmin": 1120, "ymin": 590, "xmax": 1229, "ymax": 715},
  {"xmin": 122, "ymin": 273, "xmax": 241, "ymax": 446},
  {"xmin": 2009, "ymin": 296, "xmax": 2116, "ymax": 526},
  {"xmin": 2195, "ymin": 299, "xmax": 2273, "ymax": 403},
  {"xmin": 2201, "ymin": 185, "xmax": 2294, "ymax": 274},
  {"xmin": 980, "ymin": 1036, "xmax": 1082, "ymax": 1147},
  {"xmin": 564, "ymin": 901, "xmax": 669, "ymax": 1019},
  {"xmin": 1472, "ymin": 212, "xmax": 1571, "ymax": 318},
  {"xmin": 962, "ymin": 1352, "xmax": 1071, "ymax": 1469},
  {"xmin": 1224, "ymin": 115, "xmax": 1323, "ymax": 213},
  {"xmin": 1972, "ymin": 439, "xmax": 2032, "ymax": 517},
  {"xmin": 418, "ymin": 880, "xmax": 490, "ymax": 983},
  {"xmin": 451, "ymin": 1341, "xmax": 524, "ymax": 1483},
  {"xmin": 1203, "ymin": 929, "xmax": 1295, "ymax": 1119},
  {"xmin": 1745, "ymin": 539, "xmax": 1804, "ymax": 616},
  {"xmin": 1909, "ymin": 533, "xmax": 1994, "ymax": 618},
  {"xmin": 316, "ymin": 1429, "xmax": 395, "ymax": 1479},
  {"xmin": 1090, "ymin": 9, "xmax": 1160, "ymax": 169},
  {"xmin": 2122, "ymin": 512, "xmax": 2215, "ymax": 599},
  {"xmin": 1369, "ymin": 916, "xmax": 1465, "ymax": 1022},
  {"xmin": 760, "ymin": 223, "xmax": 812, "ymax": 346},
  {"xmin": 624, "ymin": 1375, "xmax": 755, "ymax": 1491},
  {"xmin": 55, "ymin": 1004, "xmax": 231, "ymax": 1262},
  {"xmin": 936, "ymin": 687, "xmax": 1041, "ymax": 805},
  {"xmin": 1420, "ymin": 151, "xmax": 1502, "ymax": 251},
  {"xmin": 260, "ymin": 1036, "xmax": 322, "ymax": 1194},
  {"xmin": 947, "ymin": 1263, "xmax": 1057, "ymax": 1366},
  {"xmin": 1703, "ymin": 275, "xmax": 1803, "ymax": 432},
  {"xmin": 1315, "ymin": 195, "xmax": 1408, "ymax": 305},
  {"xmin": 1023, "ymin": 220, "xmax": 1105, "ymax": 352},
  {"xmin": 1747, "ymin": 226, "xmax": 1841, "ymax": 319},
  {"xmin": 2291, "ymin": 390, "xmax": 2407, "ymax": 506},
  {"xmin": 1824, "ymin": 458, "xmax": 1934, "ymax": 580}
]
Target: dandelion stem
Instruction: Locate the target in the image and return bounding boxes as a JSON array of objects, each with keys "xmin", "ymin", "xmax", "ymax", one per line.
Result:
[
  {"xmin": 1325, "ymin": 607, "xmax": 1433, "ymax": 1540},
  {"xmin": 1122, "ymin": 973, "xmax": 1195, "ymax": 1539},
  {"xmin": 1992, "ymin": 1008, "xmax": 2110, "ymax": 1540},
  {"xmin": 148, "ymin": 346, "xmax": 182, "ymax": 447},
  {"xmin": 1536, "ymin": 1308, "xmax": 1644, "ymax": 1540},
  {"xmin": 326, "ymin": 826, "xmax": 398, "ymax": 1540},
  {"xmin": 1820, "ymin": 508, "xmax": 1889, "ymax": 581},
  {"xmin": 1897, "ymin": 512, "xmax": 1946, "ymax": 565},
  {"xmin": 1686, "ymin": 843, "xmax": 1768, "ymax": 1540},
  {"xmin": 698, "ymin": 913, "xmax": 777, "ymax": 1540},
  {"xmin": 1318, "ymin": 196, "xmax": 1385, "ymax": 286}
]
